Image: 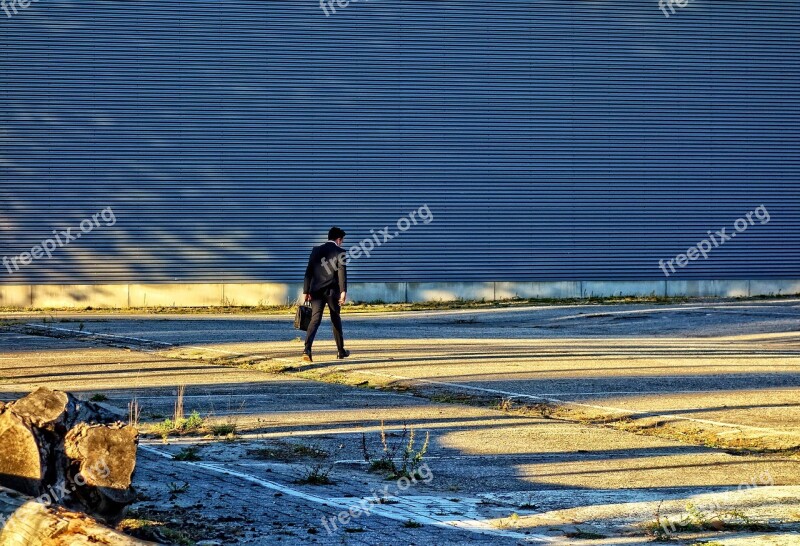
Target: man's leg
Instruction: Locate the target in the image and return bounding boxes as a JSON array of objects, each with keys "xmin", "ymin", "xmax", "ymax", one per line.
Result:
[
  {"xmin": 304, "ymin": 294, "xmax": 327, "ymax": 354},
  {"xmin": 325, "ymin": 288, "xmax": 345, "ymax": 354}
]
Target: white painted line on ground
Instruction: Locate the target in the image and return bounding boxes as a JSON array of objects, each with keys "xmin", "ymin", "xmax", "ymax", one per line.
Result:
[
  {"xmin": 330, "ymin": 451, "xmax": 692, "ymax": 465},
  {"xmin": 99, "ymin": 392, "xmax": 402, "ymax": 401},
  {"xmin": 537, "ymin": 388, "xmax": 800, "ymax": 396},
  {"xmin": 24, "ymin": 324, "xmax": 243, "ymax": 356},
  {"xmin": 139, "ymin": 444, "xmax": 557, "ymax": 543},
  {"xmin": 140, "ymin": 444, "xmax": 345, "ymax": 505},
  {"xmin": 552, "ymin": 303, "xmax": 800, "ymax": 321},
  {"xmin": 25, "ymin": 323, "xmax": 171, "ymax": 346}
]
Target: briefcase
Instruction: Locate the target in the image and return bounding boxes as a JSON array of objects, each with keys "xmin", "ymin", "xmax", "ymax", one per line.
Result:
[{"xmin": 294, "ymin": 302, "xmax": 312, "ymax": 331}]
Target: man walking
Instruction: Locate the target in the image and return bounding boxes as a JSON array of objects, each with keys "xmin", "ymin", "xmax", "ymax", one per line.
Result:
[{"xmin": 302, "ymin": 227, "xmax": 350, "ymax": 362}]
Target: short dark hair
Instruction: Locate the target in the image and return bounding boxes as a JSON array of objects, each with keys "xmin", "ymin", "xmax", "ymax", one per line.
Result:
[{"xmin": 328, "ymin": 226, "xmax": 346, "ymax": 240}]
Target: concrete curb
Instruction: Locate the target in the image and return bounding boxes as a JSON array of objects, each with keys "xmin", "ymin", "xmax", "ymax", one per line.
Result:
[{"xmin": 0, "ymin": 280, "xmax": 798, "ymax": 309}]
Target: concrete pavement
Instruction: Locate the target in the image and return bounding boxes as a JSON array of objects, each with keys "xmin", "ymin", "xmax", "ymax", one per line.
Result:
[{"xmin": 1, "ymin": 299, "xmax": 799, "ymax": 544}]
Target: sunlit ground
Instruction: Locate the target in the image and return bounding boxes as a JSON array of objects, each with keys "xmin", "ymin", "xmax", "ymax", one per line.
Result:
[{"xmin": 1, "ymin": 300, "xmax": 799, "ymax": 543}]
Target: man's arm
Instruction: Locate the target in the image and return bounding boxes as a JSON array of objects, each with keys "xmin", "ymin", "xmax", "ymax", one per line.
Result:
[
  {"xmin": 337, "ymin": 250, "xmax": 347, "ymax": 304},
  {"xmin": 303, "ymin": 249, "xmax": 315, "ymax": 296}
]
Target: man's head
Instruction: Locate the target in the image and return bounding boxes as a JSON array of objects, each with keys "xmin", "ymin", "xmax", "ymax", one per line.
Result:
[{"xmin": 328, "ymin": 226, "xmax": 346, "ymax": 246}]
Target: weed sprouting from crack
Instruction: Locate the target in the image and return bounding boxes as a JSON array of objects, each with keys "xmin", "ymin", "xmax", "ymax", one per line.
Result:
[
  {"xmin": 173, "ymin": 446, "xmax": 202, "ymax": 461},
  {"xmin": 167, "ymin": 481, "xmax": 189, "ymax": 499},
  {"xmin": 494, "ymin": 512, "xmax": 520, "ymax": 529},
  {"xmin": 363, "ymin": 420, "xmax": 430, "ymax": 480},
  {"xmin": 642, "ymin": 500, "xmax": 776, "ymax": 540},
  {"xmin": 296, "ymin": 463, "xmax": 334, "ymax": 486}
]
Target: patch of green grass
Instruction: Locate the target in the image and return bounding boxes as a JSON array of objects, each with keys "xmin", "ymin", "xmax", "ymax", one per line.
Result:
[
  {"xmin": 118, "ymin": 518, "xmax": 193, "ymax": 545},
  {"xmin": 291, "ymin": 444, "xmax": 327, "ymax": 458},
  {"xmin": 518, "ymin": 495, "xmax": 538, "ymax": 510},
  {"xmin": 166, "ymin": 481, "xmax": 190, "ymax": 503},
  {"xmin": 148, "ymin": 410, "xmax": 205, "ymax": 440},
  {"xmin": 429, "ymin": 392, "xmax": 480, "ymax": 404},
  {"xmin": 368, "ymin": 458, "xmax": 396, "ymax": 473},
  {"xmin": 118, "ymin": 506, "xmax": 207, "ymax": 545},
  {"xmin": 173, "ymin": 446, "xmax": 201, "ymax": 461},
  {"xmin": 402, "ymin": 520, "xmax": 423, "ymax": 528},
  {"xmin": 184, "ymin": 411, "xmax": 204, "ymax": 430},
  {"xmin": 89, "ymin": 393, "xmax": 109, "ymax": 402},
  {"xmin": 295, "ymin": 464, "xmax": 334, "ymax": 486},
  {"xmin": 394, "ymin": 427, "xmax": 430, "ymax": 480},
  {"xmin": 149, "ymin": 420, "xmax": 175, "ymax": 441},
  {"xmin": 715, "ymin": 508, "xmax": 775, "ymax": 532},
  {"xmin": 161, "ymin": 528, "xmax": 193, "ymax": 545},
  {"xmin": 493, "ymin": 512, "xmax": 520, "ymax": 529},
  {"xmin": 363, "ymin": 421, "xmax": 430, "ymax": 480},
  {"xmin": 209, "ymin": 422, "xmax": 237, "ymax": 437},
  {"xmin": 248, "ymin": 441, "xmax": 328, "ymax": 462},
  {"xmin": 643, "ymin": 502, "xmax": 776, "ymax": 540},
  {"xmin": 167, "ymin": 481, "xmax": 189, "ymax": 495}
]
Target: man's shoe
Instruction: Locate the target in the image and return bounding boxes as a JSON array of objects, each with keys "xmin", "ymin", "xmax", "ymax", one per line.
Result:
[
  {"xmin": 302, "ymin": 351, "xmax": 313, "ymax": 363},
  {"xmin": 336, "ymin": 350, "xmax": 350, "ymax": 359}
]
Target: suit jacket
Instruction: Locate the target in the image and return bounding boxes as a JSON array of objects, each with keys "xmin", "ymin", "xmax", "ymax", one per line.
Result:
[{"xmin": 304, "ymin": 241, "xmax": 347, "ymax": 294}]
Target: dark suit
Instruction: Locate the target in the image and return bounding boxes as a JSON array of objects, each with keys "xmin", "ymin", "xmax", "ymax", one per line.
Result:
[{"xmin": 303, "ymin": 241, "xmax": 347, "ymax": 353}]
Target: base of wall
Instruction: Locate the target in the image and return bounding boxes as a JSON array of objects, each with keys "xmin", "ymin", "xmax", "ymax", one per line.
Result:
[{"xmin": 0, "ymin": 280, "xmax": 798, "ymax": 309}]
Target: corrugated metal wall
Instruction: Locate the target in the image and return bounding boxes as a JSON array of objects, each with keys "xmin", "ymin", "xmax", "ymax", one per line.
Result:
[{"xmin": 1, "ymin": 0, "xmax": 798, "ymax": 284}]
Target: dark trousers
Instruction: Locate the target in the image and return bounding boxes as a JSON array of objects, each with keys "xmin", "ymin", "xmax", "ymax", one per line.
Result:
[{"xmin": 304, "ymin": 286, "xmax": 345, "ymax": 354}]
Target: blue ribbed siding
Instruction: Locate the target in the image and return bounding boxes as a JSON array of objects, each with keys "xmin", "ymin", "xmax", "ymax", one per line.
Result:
[{"xmin": 1, "ymin": 0, "xmax": 798, "ymax": 283}]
